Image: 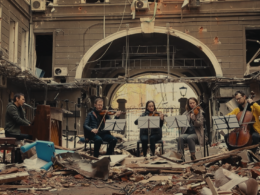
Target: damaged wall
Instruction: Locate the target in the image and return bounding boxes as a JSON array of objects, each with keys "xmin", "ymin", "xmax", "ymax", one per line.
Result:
[
  {"xmin": 0, "ymin": 0, "xmax": 30, "ymax": 66},
  {"xmin": 32, "ymin": 0, "xmax": 260, "ymax": 82}
]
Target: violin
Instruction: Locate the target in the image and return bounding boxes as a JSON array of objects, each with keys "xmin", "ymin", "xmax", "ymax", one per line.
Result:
[
  {"xmin": 188, "ymin": 102, "xmax": 202, "ymax": 116},
  {"xmin": 99, "ymin": 110, "xmax": 126, "ymax": 116},
  {"xmin": 193, "ymin": 106, "xmax": 201, "ymax": 116},
  {"xmin": 149, "ymin": 111, "xmax": 161, "ymax": 116},
  {"xmin": 148, "ymin": 110, "xmax": 168, "ymax": 117},
  {"xmin": 228, "ymin": 91, "xmax": 255, "ymax": 148}
]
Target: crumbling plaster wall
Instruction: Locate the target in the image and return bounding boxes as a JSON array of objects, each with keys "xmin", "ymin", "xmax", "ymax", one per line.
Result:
[
  {"xmin": 36, "ymin": 18, "xmax": 248, "ymax": 80},
  {"xmin": 32, "ymin": 0, "xmax": 260, "ymax": 82},
  {"xmin": 0, "ymin": 0, "xmax": 30, "ymax": 64}
]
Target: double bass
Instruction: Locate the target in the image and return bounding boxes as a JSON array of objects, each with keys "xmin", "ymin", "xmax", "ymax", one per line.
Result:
[{"xmin": 228, "ymin": 91, "xmax": 255, "ymax": 147}]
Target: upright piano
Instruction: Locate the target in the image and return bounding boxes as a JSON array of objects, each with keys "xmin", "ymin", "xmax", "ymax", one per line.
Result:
[{"xmin": 20, "ymin": 105, "xmax": 64, "ymax": 146}]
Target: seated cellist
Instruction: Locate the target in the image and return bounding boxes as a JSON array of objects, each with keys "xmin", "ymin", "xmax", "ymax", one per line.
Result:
[{"xmin": 224, "ymin": 90, "xmax": 260, "ymax": 153}]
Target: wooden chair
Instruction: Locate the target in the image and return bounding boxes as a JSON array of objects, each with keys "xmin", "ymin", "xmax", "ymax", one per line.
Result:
[
  {"xmin": 136, "ymin": 139, "xmax": 164, "ymax": 157},
  {"xmin": 84, "ymin": 138, "xmax": 110, "ymax": 156}
]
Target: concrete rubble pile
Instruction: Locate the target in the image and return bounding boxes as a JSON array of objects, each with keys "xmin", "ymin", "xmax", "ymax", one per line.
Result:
[{"xmin": 0, "ymin": 141, "xmax": 260, "ymax": 195}]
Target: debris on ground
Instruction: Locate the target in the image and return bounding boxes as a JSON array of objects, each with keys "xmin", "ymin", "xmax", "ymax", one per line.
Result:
[{"xmin": 1, "ymin": 139, "xmax": 260, "ymax": 195}]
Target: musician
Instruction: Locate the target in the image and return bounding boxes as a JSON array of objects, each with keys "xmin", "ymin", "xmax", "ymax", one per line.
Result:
[
  {"xmin": 83, "ymin": 98, "xmax": 121, "ymax": 157},
  {"xmin": 134, "ymin": 100, "xmax": 164, "ymax": 157},
  {"xmin": 176, "ymin": 97, "xmax": 204, "ymax": 161},
  {"xmin": 5, "ymin": 93, "xmax": 32, "ymax": 140},
  {"xmin": 224, "ymin": 90, "xmax": 260, "ymax": 153}
]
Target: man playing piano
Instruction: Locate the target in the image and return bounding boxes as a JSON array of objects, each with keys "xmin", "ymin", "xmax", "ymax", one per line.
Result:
[
  {"xmin": 5, "ymin": 93, "xmax": 32, "ymax": 140},
  {"xmin": 84, "ymin": 98, "xmax": 121, "ymax": 157}
]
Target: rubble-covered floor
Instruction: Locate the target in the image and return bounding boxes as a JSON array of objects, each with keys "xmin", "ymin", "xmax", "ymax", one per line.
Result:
[{"xmin": 1, "ymin": 132, "xmax": 260, "ymax": 195}]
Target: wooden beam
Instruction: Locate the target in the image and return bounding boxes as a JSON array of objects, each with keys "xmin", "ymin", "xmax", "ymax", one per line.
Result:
[
  {"xmin": 158, "ymin": 155, "xmax": 182, "ymax": 164},
  {"xmin": 0, "ymin": 185, "xmax": 32, "ymax": 189},
  {"xmin": 182, "ymin": 144, "xmax": 259, "ymax": 165},
  {"xmin": 205, "ymin": 177, "xmax": 219, "ymax": 195}
]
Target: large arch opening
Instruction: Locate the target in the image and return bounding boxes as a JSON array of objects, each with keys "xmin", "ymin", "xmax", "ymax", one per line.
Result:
[
  {"xmin": 76, "ymin": 26, "xmax": 223, "ymax": 79},
  {"xmin": 109, "ymin": 74, "xmax": 197, "ymax": 141},
  {"xmin": 78, "ymin": 27, "xmax": 218, "ymax": 144}
]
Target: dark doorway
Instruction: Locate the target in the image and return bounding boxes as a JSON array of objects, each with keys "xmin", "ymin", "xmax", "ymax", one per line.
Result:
[
  {"xmin": 35, "ymin": 34, "xmax": 53, "ymax": 77},
  {"xmin": 246, "ymin": 30, "xmax": 260, "ymax": 67}
]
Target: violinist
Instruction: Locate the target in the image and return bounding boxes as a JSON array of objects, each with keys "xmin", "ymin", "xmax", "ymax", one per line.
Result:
[
  {"xmin": 134, "ymin": 100, "xmax": 164, "ymax": 157},
  {"xmin": 224, "ymin": 91, "xmax": 260, "ymax": 153},
  {"xmin": 176, "ymin": 97, "xmax": 204, "ymax": 161},
  {"xmin": 83, "ymin": 98, "xmax": 122, "ymax": 157}
]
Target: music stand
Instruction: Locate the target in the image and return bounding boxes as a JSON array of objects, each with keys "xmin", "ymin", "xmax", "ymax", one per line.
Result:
[
  {"xmin": 212, "ymin": 115, "xmax": 240, "ymax": 135},
  {"xmin": 137, "ymin": 116, "xmax": 160, "ymax": 155},
  {"xmin": 103, "ymin": 119, "xmax": 126, "ymax": 131},
  {"xmin": 165, "ymin": 115, "xmax": 190, "ymax": 161}
]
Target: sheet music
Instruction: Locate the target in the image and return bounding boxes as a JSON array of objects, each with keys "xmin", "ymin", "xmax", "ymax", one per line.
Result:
[
  {"xmin": 212, "ymin": 115, "xmax": 239, "ymax": 130},
  {"xmin": 165, "ymin": 115, "xmax": 190, "ymax": 128},
  {"xmin": 164, "ymin": 116, "xmax": 177, "ymax": 128},
  {"xmin": 113, "ymin": 119, "xmax": 126, "ymax": 131},
  {"xmin": 103, "ymin": 119, "xmax": 126, "ymax": 131},
  {"xmin": 175, "ymin": 115, "xmax": 190, "ymax": 128},
  {"xmin": 138, "ymin": 116, "xmax": 160, "ymax": 129},
  {"xmin": 103, "ymin": 119, "xmax": 115, "ymax": 131}
]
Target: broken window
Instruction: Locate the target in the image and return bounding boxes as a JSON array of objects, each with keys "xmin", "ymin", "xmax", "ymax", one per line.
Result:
[
  {"xmin": 35, "ymin": 34, "xmax": 53, "ymax": 78},
  {"xmin": 9, "ymin": 20, "xmax": 18, "ymax": 63},
  {"xmin": 21, "ymin": 29, "xmax": 29, "ymax": 70},
  {"xmin": 246, "ymin": 29, "xmax": 260, "ymax": 67}
]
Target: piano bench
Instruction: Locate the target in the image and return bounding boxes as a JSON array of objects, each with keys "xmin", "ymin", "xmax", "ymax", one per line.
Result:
[
  {"xmin": 0, "ymin": 138, "xmax": 17, "ymax": 164},
  {"xmin": 84, "ymin": 139, "xmax": 109, "ymax": 156}
]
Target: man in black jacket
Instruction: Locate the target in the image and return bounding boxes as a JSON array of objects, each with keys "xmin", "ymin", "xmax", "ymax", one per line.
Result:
[
  {"xmin": 5, "ymin": 93, "xmax": 32, "ymax": 140},
  {"xmin": 84, "ymin": 98, "xmax": 122, "ymax": 157}
]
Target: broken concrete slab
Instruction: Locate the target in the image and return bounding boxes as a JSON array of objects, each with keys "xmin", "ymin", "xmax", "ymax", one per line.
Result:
[
  {"xmin": 238, "ymin": 178, "xmax": 258, "ymax": 195},
  {"xmin": 0, "ymin": 172, "xmax": 29, "ymax": 184},
  {"xmin": 99, "ymin": 155, "xmax": 128, "ymax": 166},
  {"xmin": 55, "ymin": 152, "xmax": 110, "ymax": 180},
  {"xmin": 215, "ymin": 168, "xmax": 249, "ymax": 191}
]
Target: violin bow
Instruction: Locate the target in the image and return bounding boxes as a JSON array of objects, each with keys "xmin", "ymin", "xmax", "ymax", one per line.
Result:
[
  {"xmin": 152, "ymin": 99, "xmax": 164, "ymax": 115},
  {"xmin": 97, "ymin": 106, "xmax": 109, "ymax": 131}
]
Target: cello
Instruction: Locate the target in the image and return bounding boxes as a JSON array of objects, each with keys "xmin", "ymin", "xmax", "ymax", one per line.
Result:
[{"xmin": 228, "ymin": 91, "xmax": 255, "ymax": 147}]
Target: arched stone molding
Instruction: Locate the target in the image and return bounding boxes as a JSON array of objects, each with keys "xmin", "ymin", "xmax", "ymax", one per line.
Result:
[{"xmin": 75, "ymin": 26, "xmax": 223, "ymax": 79}]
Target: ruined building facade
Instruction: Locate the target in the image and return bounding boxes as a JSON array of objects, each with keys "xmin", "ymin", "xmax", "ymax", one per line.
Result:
[{"xmin": 1, "ymin": 0, "xmax": 260, "ymax": 138}]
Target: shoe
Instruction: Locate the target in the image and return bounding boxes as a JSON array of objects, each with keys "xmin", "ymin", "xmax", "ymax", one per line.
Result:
[{"xmin": 191, "ymin": 152, "xmax": 196, "ymax": 161}]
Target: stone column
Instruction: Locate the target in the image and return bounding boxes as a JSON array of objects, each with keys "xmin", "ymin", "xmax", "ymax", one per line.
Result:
[
  {"xmin": 178, "ymin": 98, "xmax": 187, "ymax": 114},
  {"xmin": 117, "ymin": 99, "xmax": 127, "ymax": 119},
  {"xmin": 117, "ymin": 99, "xmax": 127, "ymax": 135}
]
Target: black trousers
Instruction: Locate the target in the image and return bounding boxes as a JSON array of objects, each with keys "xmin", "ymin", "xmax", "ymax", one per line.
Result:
[
  {"xmin": 5, "ymin": 132, "xmax": 32, "ymax": 141},
  {"xmin": 90, "ymin": 133, "xmax": 117, "ymax": 158},
  {"xmin": 224, "ymin": 131, "xmax": 260, "ymax": 153},
  {"xmin": 140, "ymin": 133, "xmax": 161, "ymax": 156}
]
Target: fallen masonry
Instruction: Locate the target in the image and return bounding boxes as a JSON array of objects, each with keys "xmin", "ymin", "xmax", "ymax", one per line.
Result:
[{"xmin": 0, "ymin": 140, "xmax": 260, "ymax": 195}]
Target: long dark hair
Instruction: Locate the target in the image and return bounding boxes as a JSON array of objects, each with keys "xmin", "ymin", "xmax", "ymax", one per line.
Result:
[
  {"xmin": 145, "ymin": 100, "xmax": 156, "ymax": 112},
  {"xmin": 185, "ymin": 97, "xmax": 199, "ymax": 112}
]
